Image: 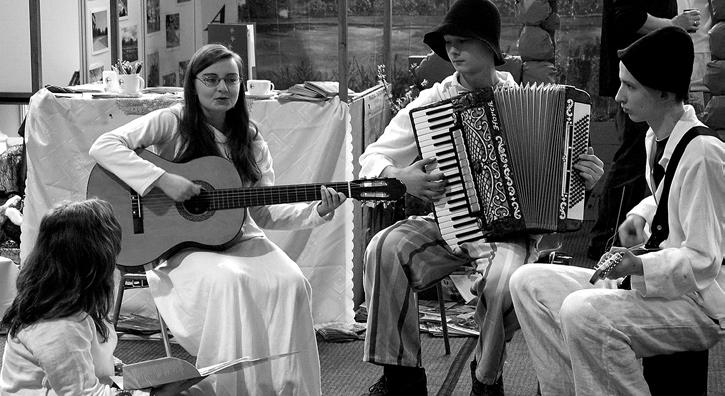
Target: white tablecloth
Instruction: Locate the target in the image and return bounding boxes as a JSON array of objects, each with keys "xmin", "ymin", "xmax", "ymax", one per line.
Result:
[
  {"xmin": 21, "ymin": 89, "xmax": 354, "ymax": 325},
  {"xmin": 0, "ymin": 256, "xmax": 18, "ymax": 318}
]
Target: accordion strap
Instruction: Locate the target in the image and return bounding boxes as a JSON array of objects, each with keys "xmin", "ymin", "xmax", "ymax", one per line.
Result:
[{"xmin": 645, "ymin": 126, "xmax": 724, "ymax": 249}]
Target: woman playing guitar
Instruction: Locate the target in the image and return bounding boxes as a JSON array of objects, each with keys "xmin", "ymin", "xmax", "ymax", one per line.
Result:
[{"xmin": 89, "ymin": 44, "xmax": 346, "ymax": 396}]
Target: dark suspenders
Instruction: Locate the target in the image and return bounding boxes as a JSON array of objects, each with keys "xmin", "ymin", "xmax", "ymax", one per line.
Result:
[{"xmin": 645, "ymin": 126, "xmax": 724, "ymax": 259}]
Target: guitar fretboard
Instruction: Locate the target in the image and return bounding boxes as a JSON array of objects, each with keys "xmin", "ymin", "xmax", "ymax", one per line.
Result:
[{"xmin": 196, "ymin": 182, "xmax": 352, "ymax": 210}]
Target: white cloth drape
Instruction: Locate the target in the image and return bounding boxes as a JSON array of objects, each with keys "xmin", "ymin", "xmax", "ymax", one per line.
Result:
[{"xmin": 21, "ymin": 89, "xmax": 354, "ymax": 326}]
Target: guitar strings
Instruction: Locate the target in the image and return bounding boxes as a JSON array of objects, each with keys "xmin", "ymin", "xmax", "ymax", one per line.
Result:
[
  {"xmin": 138, "ymin": 185, "xmax": 362, "ymax": 199},
  {"xmin": 127, "ymin": 184, "xmax": 370, "ymax": 209}
]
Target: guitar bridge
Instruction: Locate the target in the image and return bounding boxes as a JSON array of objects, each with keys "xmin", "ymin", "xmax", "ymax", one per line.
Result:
[{"xmin": 131, "ymin": 191, "xmax": 144, "ymax": 234}]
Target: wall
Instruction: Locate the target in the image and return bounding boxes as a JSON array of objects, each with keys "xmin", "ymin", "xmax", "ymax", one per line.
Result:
[
  {"xmin": 41, "ymin": 0, "xmax": 81, "ymax": 87},
  {"xmin": 0, "ymin": 0, "xmax": 32, "ymax": 94},
  {"xmin": 0, "ymin": 107, "xmax": 25, "ymax": 139},
  {"xmin": 141, "ymin": 0, "xmax": 198, "ymax": 87},
  {"xmin": 127, "ymin": 0, "xmax": 237, "ymax": 87}
]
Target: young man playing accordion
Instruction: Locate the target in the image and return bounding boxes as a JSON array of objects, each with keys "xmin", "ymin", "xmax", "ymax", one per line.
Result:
[
  {"xmin": 509, "ymin": 26, "xmax": 725, "ymax": 396},
  {"xmin": 358, "ymin": 0, "xmax": 604, "ymax": 394}
]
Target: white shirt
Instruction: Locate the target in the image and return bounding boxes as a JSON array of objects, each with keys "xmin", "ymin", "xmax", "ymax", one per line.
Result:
[
  {"xmin": 628, "ymin": 105, "xmax": 725, "ymax": 326},
  {"xmin": 0, "ymin": 314, "xmax": 117, "ymax": 395}
]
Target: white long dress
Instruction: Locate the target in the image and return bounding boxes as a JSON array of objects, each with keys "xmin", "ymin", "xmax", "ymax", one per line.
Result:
[{"xmin": 89, "ymin": 104, "xmax": 326, "ymax": 396}]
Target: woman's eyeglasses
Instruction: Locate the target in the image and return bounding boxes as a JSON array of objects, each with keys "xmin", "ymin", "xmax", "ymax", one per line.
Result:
[{"xmin": 196, "ymin": 75, "xmax": 241, "ymax": 87}]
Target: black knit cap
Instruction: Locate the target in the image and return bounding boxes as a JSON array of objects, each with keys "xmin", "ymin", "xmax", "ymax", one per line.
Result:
[
  {"xmin": 423, "ymin": 0, "xmax": 504, "ymax": 66},
  {"xmin": 617, "ymin": 26, "xmax": 693, "ymax": 98}
]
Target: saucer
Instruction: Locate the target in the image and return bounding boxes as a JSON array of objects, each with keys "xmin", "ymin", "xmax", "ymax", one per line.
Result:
[
  {"xmin": 142, "ymin": 87, "xmax": 183, "ymax": 94},
  {"xmin": 90, "ymin": 92, "xmax": 142, "ymax": 98},
  {"xmin": 245, "ymin": 91, "xmax": 277, "ymax": 100}
]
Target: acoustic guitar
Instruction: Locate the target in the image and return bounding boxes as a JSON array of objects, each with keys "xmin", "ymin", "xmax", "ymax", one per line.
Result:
[{"xmin": 86, "ymin": 150, "xmax": 405, "ymax": 266}]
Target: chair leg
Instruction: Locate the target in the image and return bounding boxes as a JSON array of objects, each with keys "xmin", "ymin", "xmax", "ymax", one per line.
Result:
[
  {"xmin": 157, "ymin": 309, "xmax": 173, "ymax": 358},
  {"xmin": 112, "ymin": 273, "xmax": 126, "ymax": 328},
  {"xmin": 436, "ymin": 282, "xmax": 450, "ymax": 355}
]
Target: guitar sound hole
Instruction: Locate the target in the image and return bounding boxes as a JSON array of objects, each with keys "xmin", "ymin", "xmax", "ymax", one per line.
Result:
[
  {"xmin": 183, "ymin": 196, "xmax": 208, "ymax": 215},
  {"xmin": 176, "ymin": 181, "xmax": 215, "ymax": 222}
]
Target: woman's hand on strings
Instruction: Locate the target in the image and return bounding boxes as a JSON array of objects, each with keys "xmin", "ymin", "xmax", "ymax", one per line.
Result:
[
  {"xmin": 574, "ymin": 147, "xmax": 604, "ymax": 191},
  {"xmin": 317, "ymin": 186, "xmax": 347, "ymax": 217},
  {"xmin": 154, "ymin": 172, "xmax": 202, "ymax": 201}
]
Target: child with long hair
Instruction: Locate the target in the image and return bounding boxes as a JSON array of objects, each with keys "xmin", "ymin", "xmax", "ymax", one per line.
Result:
[
  {"xmin": 89, "ymin": 44, "xmax": 345, "ymax": 395},
  {"xmin": 0, "ymin": 199, "xmax": 177, "ymax": 395}
]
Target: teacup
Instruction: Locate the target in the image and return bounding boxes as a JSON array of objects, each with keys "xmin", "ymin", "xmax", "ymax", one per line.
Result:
[
  {"xmin": 118, "ymin": 74, "xmax": 145, "ymax": 95},
  {"xmin": 102, "ymin": 70, "xmax": 119, "ymax": 92},
  {"xmin": 246, "ymin": 79, "xmax": 275, "ymax": 95}
]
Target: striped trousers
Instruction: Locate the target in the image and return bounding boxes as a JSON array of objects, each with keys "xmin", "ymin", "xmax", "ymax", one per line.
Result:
[{"xmin": 363, "ymin": 215, "xmax": 539, "ymax": 384}]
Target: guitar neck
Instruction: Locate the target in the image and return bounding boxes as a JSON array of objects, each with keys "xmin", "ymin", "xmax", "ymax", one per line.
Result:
[{"xmin": 204, "ymin": 182, "xmax": 351, "ymax": 210}]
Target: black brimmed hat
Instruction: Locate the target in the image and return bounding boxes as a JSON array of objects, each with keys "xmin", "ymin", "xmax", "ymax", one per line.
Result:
[
  {"xmin": 423, "ymin": 0, "xmax": 504, "ymax": 66},
  {"xmin": 617, "ymin": 26, "xmax": 694, "ymax": 98}
]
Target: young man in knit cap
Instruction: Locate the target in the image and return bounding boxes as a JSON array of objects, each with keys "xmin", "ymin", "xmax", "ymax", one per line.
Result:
[
  {"xmin": 509, "ymin": 26, "xmax": 725, "ymax": 396},
  {"xmin": 358, "ymin": 0, "xmax": 604, "ymax": 394}
]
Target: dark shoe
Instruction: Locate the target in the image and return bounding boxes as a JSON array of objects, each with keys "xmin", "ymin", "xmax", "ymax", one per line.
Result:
[
  {"xmin": 364, "ymin": 370, "xmax": 427, "ymax": 396},
  {"xmin": 365, "ymin": 375, "xmax": 389, "ymax": 396},
  {"xmin": 470, "ymin": 360, "xmax": 504, "ymax": 396}
]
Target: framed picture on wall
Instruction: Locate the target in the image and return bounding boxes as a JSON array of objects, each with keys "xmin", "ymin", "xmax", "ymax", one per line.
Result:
[
  {"xmin": 146, "ymin": 0, "xmax": 160, "ymax": 33},
  {"xmin": 89, "ymin": 63, "xmax": 104, "ymax": 83},
  {"xmin": 147, "ymin": 51, "xmax": 160, "ymax": 87},
  {"xmin": 162, "ymin": 72, "xmax": 177, "ymax": 87},
  {"xmin": 166, "ymin": 14, "xmax": 180, "ymax": 48},
  {"xmin": 122, "ymin": 25, "xmax": 139, "ymax": 62},
  {"xmin": 179, "ymin": 60, "xmax": 189, "ymax": 85},
  {"xmin": 89, "ymin": 8, "xmax": 110, "ymax": 55},
  {"xmin": 118, "ymin": 0, "xmax": 128, "ymax": 20}
]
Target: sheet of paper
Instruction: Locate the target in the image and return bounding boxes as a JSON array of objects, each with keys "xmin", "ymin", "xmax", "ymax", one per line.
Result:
[{"xmin": 448, "ymin": 273, "xmax": 481, "ymax": 303}]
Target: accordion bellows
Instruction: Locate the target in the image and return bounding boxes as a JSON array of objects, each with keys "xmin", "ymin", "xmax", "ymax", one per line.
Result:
[{"xmin": 410, "ymin": 83, "xmax": 591, "ymax": 249}]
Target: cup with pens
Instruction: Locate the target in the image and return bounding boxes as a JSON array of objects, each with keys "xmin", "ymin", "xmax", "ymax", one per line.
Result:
[{"xmin": 112, "ymin": 60, "xmax": 145, "ymax": 95}]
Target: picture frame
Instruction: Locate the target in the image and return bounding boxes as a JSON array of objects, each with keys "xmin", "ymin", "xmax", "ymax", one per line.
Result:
[
  {"xmin": 121, "ymin": 25, "xmax": 139, "ymax": 62},
  {"xmin": 146, "ymin": 51, "xmax": 160, "ymax": 87},
  {"xmin": 89, "ymin": 63, "xmax": 104, "ymax": 83},
  {"xmin": 179, "ymin": 60, "xmax": 189, "ymax": 84},
  {"xmin": 146, "ymin": 0, "xmax": 160, "ymax": 34},
  {"xmin": 162, "ymin": 72, "xmax": 177, "ymax": 87},
  {"xmin": 89, "ymin": 7, "xmax": 110, "ymax": 55},
  {"xmin": 166, "ymin": 13, "xmax": 180, "ymax": 49},
  {"xmin": 118, "ymin": 0, "xmax": 128, "ymax": 20}
]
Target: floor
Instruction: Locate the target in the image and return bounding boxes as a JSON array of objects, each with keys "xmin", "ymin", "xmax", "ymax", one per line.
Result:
[{"xmin": 2, "ymin": 121, "xmax": 725, "ymax": 394}]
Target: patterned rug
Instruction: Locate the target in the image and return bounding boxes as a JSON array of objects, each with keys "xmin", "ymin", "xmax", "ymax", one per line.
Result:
[{"xmin": 1, "ymin": 330, "xmax": 724, "ymax": 395}]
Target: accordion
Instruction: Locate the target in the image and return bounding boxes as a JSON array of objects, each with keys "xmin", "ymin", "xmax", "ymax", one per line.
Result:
[{"xmin": 410, "ymin": 84, "xmax": 591, "ymax": 249}]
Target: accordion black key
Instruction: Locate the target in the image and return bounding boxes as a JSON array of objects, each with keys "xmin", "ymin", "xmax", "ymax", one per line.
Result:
[{"xmin": 410, "ymin": 84, "xmax": 591, "ymax": 249}]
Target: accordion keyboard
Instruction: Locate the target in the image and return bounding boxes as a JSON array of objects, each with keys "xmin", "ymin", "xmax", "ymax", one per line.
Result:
[{"xmin": 411, "ymin": 103, "xmax": 486, "ymax": 248}]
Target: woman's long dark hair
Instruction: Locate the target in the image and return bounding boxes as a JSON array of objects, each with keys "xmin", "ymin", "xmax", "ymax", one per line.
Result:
[
  {"xmin": 177, "ymin": 43, "xmax": 261, "ymax": 184},
  {"xmin": 0, "ymin": 199, "xmax": 122, "ymax": 341}
]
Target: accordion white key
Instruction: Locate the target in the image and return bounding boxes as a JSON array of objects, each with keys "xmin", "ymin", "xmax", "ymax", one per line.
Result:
[{"xmin": 410, "ymin": 84, "xmax": 591, "ymax": 249}]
